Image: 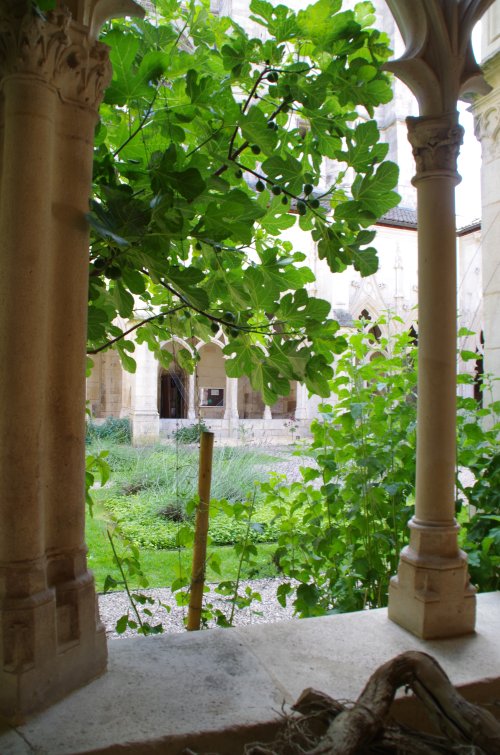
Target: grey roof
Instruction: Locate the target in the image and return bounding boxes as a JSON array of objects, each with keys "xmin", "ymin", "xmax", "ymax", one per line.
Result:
[
  {"xmin": 331, "ymin": 309, "xmax": 354, "ymax": 327},
  {"xmin": 457, "ymin": 219, "xmax": 481, "ymax": 236},
  {"xmin": 377, "ymin": 206, "xmax": 417, "ymax": 229}
]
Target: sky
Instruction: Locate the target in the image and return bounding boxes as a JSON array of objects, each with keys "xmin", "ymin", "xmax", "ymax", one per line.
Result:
[
  {"xmin": 456, "ymin": 102, "xmax": 482, "ymax": 225},
  {"xmin": 455, "ymin": 23, "xmax": 483, "ymax": 225}
]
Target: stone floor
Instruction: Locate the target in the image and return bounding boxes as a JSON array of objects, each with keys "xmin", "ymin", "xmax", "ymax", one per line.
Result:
[{"xmin": 1, "ymin": 593, "xmax": 499, "ymax": 754}]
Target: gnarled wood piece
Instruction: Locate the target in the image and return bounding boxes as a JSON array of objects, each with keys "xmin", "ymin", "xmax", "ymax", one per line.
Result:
[{"xmin": 312, "ymin": 651, "xmax": 500, "ymax": 755}]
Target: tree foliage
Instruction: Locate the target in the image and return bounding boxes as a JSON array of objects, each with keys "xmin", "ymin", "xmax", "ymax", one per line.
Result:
[{"xmin": 86, "ymin": 0, "xmax": 399, "ymax": 403}]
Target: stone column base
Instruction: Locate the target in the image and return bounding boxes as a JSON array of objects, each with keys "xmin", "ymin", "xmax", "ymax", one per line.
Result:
[
  {"xmin": 0, "ymin": 561, "xmax": 107, "ymax": 724},
  {"xmin": 131, "ymin": 410, "xmax": 160, "ymax": 445},
  {"xmin": 388, "ymin": 545, "xmax": 476, "ymax": 639}
]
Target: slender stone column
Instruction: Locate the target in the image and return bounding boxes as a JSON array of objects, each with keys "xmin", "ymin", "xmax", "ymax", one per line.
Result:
[
  {"xmin": 131, "ymin": 340, "xmax": 160, "ymax": 444},
  {"xmin": 294, "ymin": 382, "xmax": 309, "ymax": 421},
  {"xmin": 0, "ymin": 0, "xmax": 143, "ymax": 722},
  {"xmin": 187, "ymin": 373, "xmax": 197, "ymax": 419},
  {"xmin": 263, "ymin": 405, "xmax": 272, "ymax": 420},
  {"xmin": 224, "ymin": 377, "xmax": 239, "ymax": 420},
  {"xmin": 384, "ymin": 0, "xmax": 495, "ymax": 639},
  {"xmin": 388, "ymin": 114, "xmax": 476, "ymax": 638}
]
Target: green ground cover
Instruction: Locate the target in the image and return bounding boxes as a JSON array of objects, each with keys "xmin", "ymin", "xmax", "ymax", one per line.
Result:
[{"xmin": 86, "ymin": 442, "xmax": 289, "ymax": 591}]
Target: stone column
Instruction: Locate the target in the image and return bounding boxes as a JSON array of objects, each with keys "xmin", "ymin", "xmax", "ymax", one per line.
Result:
[
  {"xmin": 224, "ymin": 377, "xmax": 239, "ymax": 420},
  {"xmin": 0, "ymin": 0, "xmax": 143, "ymax": 723},
  {"xmin": 384, "ymin": 0, "xmax": 494, "ymax": 639},
  {"xmin": 131, "ymin": 340, "xmax": 160, "ymax": 444},
  {"xmin": 187, "ymin": 373, "xmax": 197, "ymax": 419},
  {"xmin": 294, "ymin": 382, "xmax": 309, "ymax": 421},
  {"xmin": 474, "ymin": 53, "xmax": 500, "ymax": 408},
  {"xmin": 263, "ymin": 405, "xmax": 272, "ymax": 420},
  {"xmin": 388, "ymin": 114, "xmax": 476, "ymax": 638}
]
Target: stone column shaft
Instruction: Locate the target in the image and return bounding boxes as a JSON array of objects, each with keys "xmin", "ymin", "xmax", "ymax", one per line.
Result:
[
  {"xmin": 388, "ymin": 114, "xmax": 475, "ymax": 639},
  {"xmin": 45, "ymin": 103, "xmax": 96, "ymax": 559},
  {"xmin": 0, "ymin": 77, "xmax": 55, "ymax": 564},
  {"xmin": 131, "ymin": 340, "xmax": 160, "ymax": 443},
  {"xmin": 187, "ymin": 373, "xmax": 196, "ymax": 419},
  {"xmin": 224, "ymin": 377, "xmax": 239, "ymax": 420},
  {"xmin": 474, "ymin": 54, "xmax": 500, "ymax": 409},
  {"xmin": 0, "ymin": 1, "xmax": 145, "ymax": 722},
  {"xmin": 294, "ymin": 382, "xmax": 309, "ymax": 421},
  {"xmin": 414, "ymin": 175, "xmax": 457, "ymax": 525}
]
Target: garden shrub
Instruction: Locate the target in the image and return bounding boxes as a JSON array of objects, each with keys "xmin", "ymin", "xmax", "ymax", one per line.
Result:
[
  {"xmin": 90, "ymin": 445, "xmax": 283, "ymax": 548},
  {"xmin": 87, "ymin": 321, "xmax": 498, "ymax": 630},
  {"xmin": 172, "ymin": 421, "xmax": 209, "ymax": 444},
  {"xmin": 102, "ymin": 494, "xmax": 279, "ymax": 549},
  {"xmin": 261, "ymin": 318, "xmax": 499, "ymax": 618},
  {"xmin": 86, "ymin": 416, "xmax": 131, "ymax": 444},
  {"xmin": 456, "ymin": 388, "xmax": 500, "ymax": 591}
]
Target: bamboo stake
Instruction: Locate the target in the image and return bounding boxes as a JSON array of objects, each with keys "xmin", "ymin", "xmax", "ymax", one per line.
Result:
[{"xmin": 187, "ymin": 431, "xmax": 214, "ymax": 631}]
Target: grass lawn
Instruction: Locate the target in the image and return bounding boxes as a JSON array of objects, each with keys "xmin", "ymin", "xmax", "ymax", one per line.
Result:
[
  {"xmin": 86, "ymin": 508, "xmax": 279, "ymax": 591},
  {"xmin": 85, "ymin": 441, "xmax": 292, "ymax": 592}
]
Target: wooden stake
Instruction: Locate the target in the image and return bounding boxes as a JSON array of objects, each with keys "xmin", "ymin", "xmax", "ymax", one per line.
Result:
[{"xmin": 187, "ymin": 431, "xmax": 214, "ymax": 631}]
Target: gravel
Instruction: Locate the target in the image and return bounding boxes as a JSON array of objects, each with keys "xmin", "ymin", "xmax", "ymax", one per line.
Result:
[{"xmin": 98, "ymin": 578, "xmax": 298, "ymax": 639}]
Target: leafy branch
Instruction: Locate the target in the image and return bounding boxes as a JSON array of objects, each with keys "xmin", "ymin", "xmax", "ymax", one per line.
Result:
[{"xmin": 87, "ymin": 306, "xmax": 186, "ymax": 355}]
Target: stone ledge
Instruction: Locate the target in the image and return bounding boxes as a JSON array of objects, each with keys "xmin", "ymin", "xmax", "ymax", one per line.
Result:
[{"xmin": 1, "ymin": 592, "xmax": 499, "ymax": 754}]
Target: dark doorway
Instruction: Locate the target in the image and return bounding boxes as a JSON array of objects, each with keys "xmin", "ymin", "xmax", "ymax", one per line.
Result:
[{"xmin": 159, "ymin": 369, "xmax": 187, "ymax": 419}]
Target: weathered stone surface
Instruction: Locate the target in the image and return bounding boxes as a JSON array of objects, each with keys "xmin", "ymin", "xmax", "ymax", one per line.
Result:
[{"xmin": 0, "ymin": 594, "xmax": 498, "ymax": 754}]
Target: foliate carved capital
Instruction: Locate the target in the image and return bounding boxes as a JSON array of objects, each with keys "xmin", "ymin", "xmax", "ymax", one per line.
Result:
[
  {"xmin": 474, "ymin": 102, "xmax": 500, "ymax": 163},
  {"xmin": 407, "ymin": 114, "xmax": 464, "ymax": 180},
  {"xmin": 0, "ymin": 8, "xmax": 112, "ymax": 110}
]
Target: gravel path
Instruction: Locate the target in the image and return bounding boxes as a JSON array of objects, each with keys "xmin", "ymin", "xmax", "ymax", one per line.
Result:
[{"xmin": 99, "ymin": 577, "xmax": 297, "ymax": 639}]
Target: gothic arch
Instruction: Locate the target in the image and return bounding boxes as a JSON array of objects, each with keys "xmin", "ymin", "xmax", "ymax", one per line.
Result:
[{"xmin": 157, "ymin": 340, "xmax": 192, "ymax": 419}]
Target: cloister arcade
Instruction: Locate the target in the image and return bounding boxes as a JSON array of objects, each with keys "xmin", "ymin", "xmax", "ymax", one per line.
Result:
[{"xmin": 0, "ymin": 0, "xmax": 499, "ymax": 744}]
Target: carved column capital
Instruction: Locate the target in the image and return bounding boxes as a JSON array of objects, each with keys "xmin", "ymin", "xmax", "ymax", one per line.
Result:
[
  {"xmin": 474, "ymin": 101, "xmax": 500, "ymax": 162},
  {"xmin": 0, "ymin": 8, "xmax": 112, "ymax": 110},
  {"xmin": 407, "ymin": 113, "xmax": 464, "ymax": 182}
]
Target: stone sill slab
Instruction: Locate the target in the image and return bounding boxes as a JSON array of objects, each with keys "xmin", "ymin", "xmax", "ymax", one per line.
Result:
[{"xmin": 1, "ymin": 592, "xmax": 499, "ymax": 754}]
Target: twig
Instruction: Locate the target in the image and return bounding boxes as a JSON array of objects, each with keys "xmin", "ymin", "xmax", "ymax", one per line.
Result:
[
  {"xmin": 87, "ymin": 306, "xmax": 185, "ymax": 355},
  {"xmin": 107, "ymin": 529, "xmax": 145, "ymax": 632}
]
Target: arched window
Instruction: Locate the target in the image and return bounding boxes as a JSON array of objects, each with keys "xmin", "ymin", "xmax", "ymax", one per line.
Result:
[{"xmin": 359, "ymin": 309, "xmax": 381, "ymax": 342}]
